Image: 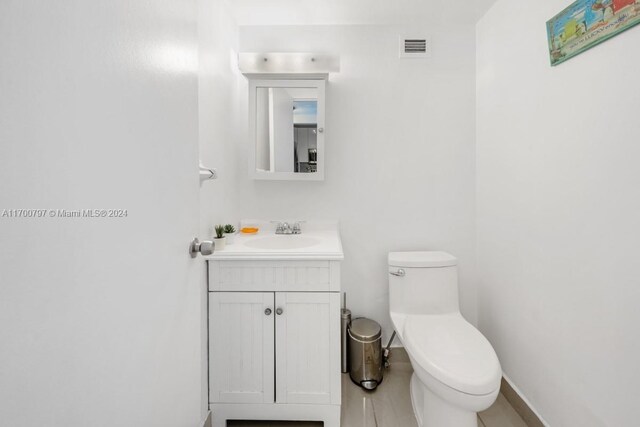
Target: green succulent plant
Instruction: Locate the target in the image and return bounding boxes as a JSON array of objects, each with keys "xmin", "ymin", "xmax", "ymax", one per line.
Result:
[
  {"xmin": 214, "ymin": 224, "xmax": 225, "ymax": 239},
  {"xmin": 223, "ymin": 224, "xmax": 236, "ymax": 234}
]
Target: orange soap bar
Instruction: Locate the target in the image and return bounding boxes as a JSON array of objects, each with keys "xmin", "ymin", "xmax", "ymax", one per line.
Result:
[{"xmin": 241, "ymin": 227, "xmax": 259, "ymax": 234}]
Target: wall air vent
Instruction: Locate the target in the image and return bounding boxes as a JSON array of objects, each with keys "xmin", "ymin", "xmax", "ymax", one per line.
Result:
[{"xmin": 399, "ymin": 37, "xmax": 431, "ymax": 59}]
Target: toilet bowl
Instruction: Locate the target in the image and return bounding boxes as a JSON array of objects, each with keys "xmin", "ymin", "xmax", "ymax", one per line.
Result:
[{"xmin": 388, "ymin": 251, "xmax": 501, "ymax": 427}]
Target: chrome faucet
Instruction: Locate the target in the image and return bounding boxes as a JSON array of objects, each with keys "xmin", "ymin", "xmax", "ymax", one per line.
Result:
[{"xmin": 273, "ymin": 221, "xmax": 303, "ymax": 234}]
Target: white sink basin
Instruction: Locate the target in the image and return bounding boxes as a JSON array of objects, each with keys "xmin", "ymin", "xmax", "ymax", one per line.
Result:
[
  {"xmin": 243, "ymin": 236, "xmax": 321, "ymax": 250},
  {"xmin": 205, "ymin": 221, "xmax": 343, "ymax": 260}
]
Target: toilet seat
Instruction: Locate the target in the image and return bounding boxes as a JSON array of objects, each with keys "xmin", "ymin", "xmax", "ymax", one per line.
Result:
[{"xmin": 403, "ymin": 313, "xmax": 501, "ymax": 396}]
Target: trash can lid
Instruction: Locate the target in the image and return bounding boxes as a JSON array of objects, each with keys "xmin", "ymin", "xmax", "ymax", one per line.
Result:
[{"xmin": 349, "ymin": 318, "xmax": 381, "ymax": 341}]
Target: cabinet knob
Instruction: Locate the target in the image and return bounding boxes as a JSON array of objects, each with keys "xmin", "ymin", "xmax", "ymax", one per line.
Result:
[
  {"xmin": 264, "ymin": 308, "xmax": 272, "ymax": 316},
  {"xmin": 276, "ymin": 308, "xmax": 283, "ymax": 315}
]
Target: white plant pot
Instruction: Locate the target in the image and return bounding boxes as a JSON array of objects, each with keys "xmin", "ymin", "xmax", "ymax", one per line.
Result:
[
  {"xmin": 225, "ymin": 232, "xmax": 236, "ymax": 245},
  {"xmin": 214, "ymin": 236, "xmax": 226, "ymax": 251}
]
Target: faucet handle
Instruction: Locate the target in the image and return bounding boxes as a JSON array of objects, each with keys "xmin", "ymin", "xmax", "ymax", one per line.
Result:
[
  {"xmin": 292, "ymin": 221, "xmax": 305, "ymax": 234},
  {"xmin": 271, "ymin": 220, "xmax": 285, "ymax": 234}
]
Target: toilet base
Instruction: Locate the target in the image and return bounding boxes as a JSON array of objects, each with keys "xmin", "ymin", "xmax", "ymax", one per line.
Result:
[{"xmin": 410, "ymin": 373, "xmax": 478, "ymax": 427}]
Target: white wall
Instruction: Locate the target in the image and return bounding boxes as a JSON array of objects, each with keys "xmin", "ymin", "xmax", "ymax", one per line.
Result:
[
  {"xmin": 477, "ymin": 1, "xmax": 640, "ymax": 425},
  {"xmin": 197, "ymin": 0, "xmax": 240, "ymax": 418},
  {"xmin": 237, "ymin": 25, "xmax": 478, "ymax": 340},
  {"xmin": 0, "ymin": 1, "xmax": 204, "ymax": 426},
  {"xmin": 199, "ymin": 0, "xmax": 241, "ymax": 236}
]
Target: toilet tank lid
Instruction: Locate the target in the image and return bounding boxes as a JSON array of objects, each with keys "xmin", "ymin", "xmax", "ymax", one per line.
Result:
[{"xmin": 388, "ymin": 251, "xmax": 457, "ymax": 268}]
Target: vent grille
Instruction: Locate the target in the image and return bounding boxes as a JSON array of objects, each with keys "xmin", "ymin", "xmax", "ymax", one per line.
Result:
[
  {"xmin": 399, "ymin": 37, "xmax": 431, "ymax": 58},
  {"xmin": 404, "ymin": 39, "xmax": 426, "ymax": 53}
]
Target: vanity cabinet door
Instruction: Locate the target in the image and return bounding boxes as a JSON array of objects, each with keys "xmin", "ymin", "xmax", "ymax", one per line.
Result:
[
  {"xmin": 209, "ymin": 292, "xmax": 275, "ymax": 404},
  {"xmin": 275, "ymin": 292, "xmax": 341, "ymax": 405}
]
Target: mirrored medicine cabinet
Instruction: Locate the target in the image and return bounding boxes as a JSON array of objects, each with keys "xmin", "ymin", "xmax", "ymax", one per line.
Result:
[{"xmin": 248, "ymin": 79, "xmax": 326, "ymax": 181}]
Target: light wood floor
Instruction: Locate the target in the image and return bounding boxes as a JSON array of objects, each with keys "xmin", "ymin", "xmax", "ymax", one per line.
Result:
[{"xmin": 228, "ymin": 361, "xmax": 529, "ymax": 427}]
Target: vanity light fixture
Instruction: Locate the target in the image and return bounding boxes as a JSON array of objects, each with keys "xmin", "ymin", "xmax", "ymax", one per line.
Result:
[{"xmin": 238, "ymin": 52, "xmax": 340, "ymax": 79}]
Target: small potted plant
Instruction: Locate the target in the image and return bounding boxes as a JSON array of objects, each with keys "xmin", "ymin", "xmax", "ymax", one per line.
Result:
[
  {"xmin": 223, "ymin": 224, "xmax": 237, "ymax": 244},
  {"xmin": 213, "ymin": 224, "xmax": 226, "ymax": 250}
]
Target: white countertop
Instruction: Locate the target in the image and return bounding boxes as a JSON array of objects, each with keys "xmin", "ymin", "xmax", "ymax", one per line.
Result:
[{"xmin": 205, "ymin": 220, "xmax": 344, "ymax": 261}]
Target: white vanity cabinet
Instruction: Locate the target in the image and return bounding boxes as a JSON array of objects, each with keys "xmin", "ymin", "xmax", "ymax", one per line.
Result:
[
  {"xmin": 209, "ymin": 292, "xmax": 275, "ymax": 404},
  {"xmin": 208, "ymin": 259, "xmax": 342, "ymax": 427}
]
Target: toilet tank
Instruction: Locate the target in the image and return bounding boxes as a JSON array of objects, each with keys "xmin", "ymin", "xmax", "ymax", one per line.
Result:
[{"xmin": 388, "ymin": 251, "xmax": 459, "ymax": 315}]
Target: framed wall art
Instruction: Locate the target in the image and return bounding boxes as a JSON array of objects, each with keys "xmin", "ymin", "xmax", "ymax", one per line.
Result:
[{"xmin": 547, "ymin": 0, "xmax": 640, "ymax": 65}]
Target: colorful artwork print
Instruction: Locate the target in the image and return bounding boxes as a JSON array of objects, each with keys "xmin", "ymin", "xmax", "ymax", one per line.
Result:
[{"xmin": 547, "ymin": 0, "xmax": 640, "ymax": 65}]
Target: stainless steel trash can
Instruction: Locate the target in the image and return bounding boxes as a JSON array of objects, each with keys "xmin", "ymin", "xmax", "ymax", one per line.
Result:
[{"xmin": 348, "ymin": 318, "xmax": 383, "ymax": 390}]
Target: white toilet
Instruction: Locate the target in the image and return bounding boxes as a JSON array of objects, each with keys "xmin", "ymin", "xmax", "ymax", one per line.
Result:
[{"xmin": 388, "ymin": 251, "xmax": 501, "ymax": 427}]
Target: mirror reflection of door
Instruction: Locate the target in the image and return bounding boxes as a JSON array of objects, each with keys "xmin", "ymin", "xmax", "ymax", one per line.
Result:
[
  {"xmin": 293, "ymin": 100, "xmax": 318, "ymax": 173},
  {"xmin": 255, "ymin": 87, "xmax": 317, "ymax": 173}
]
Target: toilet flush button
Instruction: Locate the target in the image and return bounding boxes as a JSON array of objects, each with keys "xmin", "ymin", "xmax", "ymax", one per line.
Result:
[{"xmin": 390, "ymin": 269, "xmax": 405, "ymax": 277}]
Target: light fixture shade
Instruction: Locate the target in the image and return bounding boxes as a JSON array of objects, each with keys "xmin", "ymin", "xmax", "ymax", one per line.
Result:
[{"xmin": 238, "ymin": 52, "xmax": 340, "ymax": 77}]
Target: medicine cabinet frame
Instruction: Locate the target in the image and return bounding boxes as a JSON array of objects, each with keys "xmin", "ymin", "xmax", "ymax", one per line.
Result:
[{"xmin": 248, "ymin": 79, "xmax": 326, "ymax": 181}]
